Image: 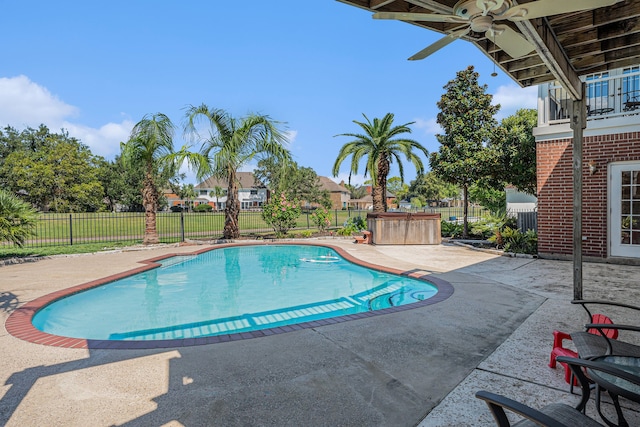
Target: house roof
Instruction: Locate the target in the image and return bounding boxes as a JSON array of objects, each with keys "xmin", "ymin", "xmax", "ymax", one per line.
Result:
[
  {"xmin": 318, "ymin": 176, "xmax": 350, "ymax": 193},
  {"xmin": 337, "ymin": 0, "xmax": 640, "ymax": 100},
  {"xmin": 195, "ymin": 172, "xmax": 264, "ymax": 189}
]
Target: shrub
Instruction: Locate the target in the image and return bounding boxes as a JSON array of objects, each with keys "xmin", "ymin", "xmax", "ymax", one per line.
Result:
[
  {"xmin": 441, "ymin": 220, "xmax": 463, "ymax": 238},
  {"xmin": 0, "ymin": 190, "xmax": 38, "ymax": 247},
  {"xmin": 338, "ymin": 216, "xmax": 367, "ymax": 236},
  {"xmin": 261, "ymin": 193, "xmax": 301, "ymax": 238},
  {"xmin": 310, "ymin": 206, "xmax": 332, "ymax": 232},
  {"xmin": 194, "ymin": 203, "xmax": 213, "ymax": 212},
  {"xmin": 490, "ymin": 226, "xmax": 537, "ymax": 254}
]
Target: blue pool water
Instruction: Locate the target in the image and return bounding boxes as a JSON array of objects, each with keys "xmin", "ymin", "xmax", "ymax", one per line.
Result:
[{"xmin": 32, "ymin": 245, "xmax": 438, "ymax": 341}]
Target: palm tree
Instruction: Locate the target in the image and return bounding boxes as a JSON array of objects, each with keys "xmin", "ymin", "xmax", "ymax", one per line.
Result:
[
  {"xmin": 178, "ymin": 183, "xmax": 197, "ymax": 212},
  {"xmin": 121, "ymin": 113, "xmax": 208, "ymax": 245},
  {"xmin": 209, "ymin": 186, "xmax": 224, "ymax": 210},
  {"xmin": 0, "ymin": 190, "xmax": 38, "ymax": 247},
  {"xmin": 184, "ymin": 104, "xmax": 290, "ymax": 239},
  {"xmin": 333, "ymin": 113, "xmax": 428, "ymax": 212}
]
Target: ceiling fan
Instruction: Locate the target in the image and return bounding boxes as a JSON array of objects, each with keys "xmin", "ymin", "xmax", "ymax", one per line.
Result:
[{"xmin": 373, "ymin": 0, "xmax": 623, "ymax": 61}]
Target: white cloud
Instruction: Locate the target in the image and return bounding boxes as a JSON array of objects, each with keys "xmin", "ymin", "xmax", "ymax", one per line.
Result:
[
  {"xmin": 285, "ymin": 129, "xmax": 298, "ymax": 148},
  {"xmin": 492, "ymin": 84, "xmax": 538, "ymax": 119},
  {"xmin": 413, "ymin": 117, "xmax": 441, "ymax": 135},
  {"xmin": 0, "ymin": 75, "xmax": 133, "ymax": 158}
]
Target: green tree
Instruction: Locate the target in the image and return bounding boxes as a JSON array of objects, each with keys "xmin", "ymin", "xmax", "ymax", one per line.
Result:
[
  {"xmin": 407, "ymin": 171, "xmax": 460, "ymax": 205},
  {"xmin": 1, "ymin": 128, "xmax": 105, "ymax": 212},
  {"xmin": 430, "ymin": 66, "xmax": 500, "ymax": 237},
  {"xmin": 0, "ymin": 189, "xmax": 38, "ymax": 247},
  {"xmin": 469, "ymin": 183, "xmax": 506, "ymax": 215},
  {"xmin": 184, "ymin": 104, "xmax": 290, "ymax": 239},
  {"xmin": 387, "ymin": 176, "xmax": 409, "ymax": 201},
  {"xmin": 333, "ymin": 113, "xmax": 428, "ymax": 212},
  {"xmin": 121, "ymin": 113, "xmax": 206, "ymax": 244},
  {"xmin": 254, "ymin": 157, "xmax": 330, "ymax": 208},
  {"xmin": 489, "ymin": 108, "xmax": 537, "ymax": 195}
]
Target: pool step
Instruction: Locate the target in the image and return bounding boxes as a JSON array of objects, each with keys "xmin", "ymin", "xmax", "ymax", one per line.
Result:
[{"xmin": 109, "ymin": 297, "xmax": 362, "ymax": 341}]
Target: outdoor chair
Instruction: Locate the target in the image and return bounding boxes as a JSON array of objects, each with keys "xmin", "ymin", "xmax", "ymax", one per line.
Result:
[
  {"xmin": 570, "ymin": 300, "xmax": 640, "ymax": 360},
  {"xmin": 550, "ymin": 314, "xmax": 617, "ymax": 388},
  {"xmin": 477, "ymin": 356, "xmax": 640, "ymax": 427}
]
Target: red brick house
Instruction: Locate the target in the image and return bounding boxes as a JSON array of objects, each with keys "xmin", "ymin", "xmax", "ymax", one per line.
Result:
[{"xmin": 535, "ymin": 66, "xmax": 640, "ymax": 261}]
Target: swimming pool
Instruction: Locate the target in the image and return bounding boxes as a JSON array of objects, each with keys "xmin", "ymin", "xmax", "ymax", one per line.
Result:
[{"xmin": 9, "ymin": 243, "xmax": 454, "ymax": 348}]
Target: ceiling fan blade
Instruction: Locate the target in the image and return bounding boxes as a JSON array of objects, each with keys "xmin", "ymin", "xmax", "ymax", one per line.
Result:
[
  {"xmin": 409, "ymin": 27, "xmax": 471, "ymax": 61},
  {"xmin": 503, "ymin": 0, "xmax": 624, "ymax": 21},
  {"xmin": 489, "ymin": 25, "xmax": 535, "ymax": 58},
  {"xmin": 373, "ymin": 11, "xmax": 468, "ymax": 24}
]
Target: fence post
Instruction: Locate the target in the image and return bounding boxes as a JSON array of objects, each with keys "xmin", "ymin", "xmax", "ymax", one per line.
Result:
[
  {"xmin": 306, "ymin": 211, "xmax": 310, "ymax": 229},
  {"xmin": 69, "ymin": 214, "xmax": 73, "ymax": 246},
  {"xmin": 180, "ymin": 211, "xmax": 185, "ymax": 242},
  {"xmin": 335, "ymin": 209, "xmax": 338, "ymax": 227}
]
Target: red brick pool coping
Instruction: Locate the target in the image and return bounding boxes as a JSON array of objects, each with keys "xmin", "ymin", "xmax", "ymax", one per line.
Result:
[{"xmin": 5, "ymin": 242, "xmax": 454, "ymax": 350}]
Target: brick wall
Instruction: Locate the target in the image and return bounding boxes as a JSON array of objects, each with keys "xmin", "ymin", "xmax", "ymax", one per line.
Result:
[{"xmin": 537, "ymin": 131, "xmax": 640, "ymax": 259}]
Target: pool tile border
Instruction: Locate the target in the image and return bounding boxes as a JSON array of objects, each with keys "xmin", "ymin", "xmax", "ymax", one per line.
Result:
[{"xmin": 5, "ymin": 242, "xmax": 454, "ymax": 350}]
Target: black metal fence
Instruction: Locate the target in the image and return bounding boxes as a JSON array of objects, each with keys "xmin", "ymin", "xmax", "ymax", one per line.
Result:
[{"xmin": 5, "ymin": 207, "xmax": 537, "ymax": 249}]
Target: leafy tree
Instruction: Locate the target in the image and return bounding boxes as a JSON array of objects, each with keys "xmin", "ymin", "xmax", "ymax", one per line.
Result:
[
  {"xmin": 489, "ymin": 108, "xmax": 537, "ymax": 195},
  {"xmin": 184, "ymin": 104, "xmax": 290, "ymax": 239},
  {"xmin": 407, "ymin": 171, "xmax": 460, "ymax": 205},
  {"xmin": 0, "ymin": 189, "xmax": 38, "ymax": 247},
  {"xmin": 410, "ymin": 197, "xmax": 423, "ymax": 209},
  {"xmin": 430, "ymin": 66, "xmax": 500, "ymax": 237},
  {"xmin": 254, "ymin": 157, "xmax": 330, "ymax": 208},
  {"xmin": 0, "ymin": 124, "xmax": 51, "ymax": 163},
  {"xmin": 333, "ymin": 113, "xmax": 428, "ymax": 212},
  {"xmin": 469, "ymin": 183, "xmax": 506, "ymax": 215},
  {"xmin": 387, "ymin": 176, "xmax": 409, "ymax": 201},
  {"xmin": 1, "ymin": 128, "xmax": 105, "ymax": 212},
  {"xmin": 121, "ymin": 113, "xmax": 206, "ymax": 244}
]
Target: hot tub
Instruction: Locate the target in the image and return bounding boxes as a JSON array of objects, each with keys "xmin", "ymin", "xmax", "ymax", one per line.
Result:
[{"xmin": 367, "ymin": 212, "xmax": 441, "ymax": 245}]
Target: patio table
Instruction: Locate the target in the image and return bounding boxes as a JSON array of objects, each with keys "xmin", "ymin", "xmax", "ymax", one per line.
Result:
[{"xmin": 588, "ymin": 355, "xmax": 640, "ymax": 427}]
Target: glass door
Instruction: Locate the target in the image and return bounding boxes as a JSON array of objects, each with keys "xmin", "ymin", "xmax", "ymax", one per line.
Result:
[{"xmin": 610, "ymin": 163, "xmax": 640, "ymax": 257}]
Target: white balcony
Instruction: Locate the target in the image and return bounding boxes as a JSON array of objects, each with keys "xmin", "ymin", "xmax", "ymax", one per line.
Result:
[{"xmin": 535, "ymin": 67, "xmax": 640, "ymax": 140}]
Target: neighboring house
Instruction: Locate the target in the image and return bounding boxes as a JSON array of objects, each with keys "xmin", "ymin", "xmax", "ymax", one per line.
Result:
[
  {"xmin": 505, "ymin": 186, "xmax": 537, "ymax": 213},
  {"xmin": 317, "ymin": 177, "xmax": 350, "ymax": 210},
  {"xmin": 347, "ymin": 186, "xmax": 396, "ymax": 210},
  {"xmin": 534, "ymin": 66, "xmax": 640, "ymax": 261},
  {"xmin": 195, "ymin": 172, "xmax": 269, "ymax": 211},
  {"xmin": 162, "ymin": 190, "xmax": 207, "ymax": 211}
]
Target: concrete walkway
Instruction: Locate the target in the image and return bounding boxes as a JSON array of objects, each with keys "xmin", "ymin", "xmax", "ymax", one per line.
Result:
[{"xmin": 1, "ymin": 241, "xmax": 639, "ymax": 426}]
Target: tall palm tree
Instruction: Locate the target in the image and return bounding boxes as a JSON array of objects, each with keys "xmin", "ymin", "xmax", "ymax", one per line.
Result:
[
  {"xmin": 121, "ymin": 113, "xmax": 208, "ymax": 245},
  {"xmin": 333, "ymin": 113, "xmax": 428, "ymax": 212},
  {"xmin": 184, "ymin": 104, "xmax": 290, "ymax": 239}
]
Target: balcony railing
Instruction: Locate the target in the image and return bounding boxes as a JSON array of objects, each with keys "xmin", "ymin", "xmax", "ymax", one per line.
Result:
[{"xmin": 544, "ymin": 70, "xmax": 640, "ymax": 123}]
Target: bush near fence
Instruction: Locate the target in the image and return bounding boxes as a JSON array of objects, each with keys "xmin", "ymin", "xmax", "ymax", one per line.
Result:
[{"xmin": 6, "ymin": 206, "xmax": 535, "ymax": 249}]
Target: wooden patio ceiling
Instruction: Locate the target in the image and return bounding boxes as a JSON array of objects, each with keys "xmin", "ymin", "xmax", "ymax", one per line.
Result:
[{"xmin": 337, "ymin": 0, "xmax": 640, "ymax": 100}]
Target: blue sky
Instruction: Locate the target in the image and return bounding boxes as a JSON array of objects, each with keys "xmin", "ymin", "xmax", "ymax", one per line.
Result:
[{"xmin": 0, "ymin": 0, "xmax": 536, "ymax": 186}]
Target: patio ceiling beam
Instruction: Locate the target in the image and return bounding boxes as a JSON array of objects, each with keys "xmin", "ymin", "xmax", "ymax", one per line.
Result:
[
  {"xmin": 369, "ymin": 0, "xmax": 396, "ymax": 9},
  {"xmin": 404, "ymin": 0, "xmax": 452, "ymax": 14},
  {"xmin": 516, "ymin": 17, "xmax": 583, "ymax": 100}
]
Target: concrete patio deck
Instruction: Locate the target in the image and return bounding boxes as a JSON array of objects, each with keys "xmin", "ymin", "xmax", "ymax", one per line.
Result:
[{"xmin": 1, "ymin": 240, "xmax": 639, "ymax": 426}]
